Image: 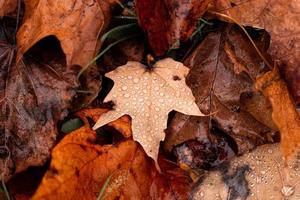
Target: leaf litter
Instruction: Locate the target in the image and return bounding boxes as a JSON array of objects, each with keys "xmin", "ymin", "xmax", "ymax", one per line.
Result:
[{"xmin": 1, "ymin": 0, "xmax": 300, "ymax": 199}]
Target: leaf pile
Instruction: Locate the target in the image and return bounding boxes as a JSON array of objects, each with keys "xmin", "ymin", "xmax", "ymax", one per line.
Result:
[
  {"xmin": 32, "ymin": 109, "xmax": 192, "ymax": 200},
  {"xmin": 1, "ymin": 0, "xmax": 300, "ymax": 199}
]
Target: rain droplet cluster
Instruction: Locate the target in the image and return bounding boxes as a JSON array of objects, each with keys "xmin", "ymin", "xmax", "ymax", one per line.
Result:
[{"xmin": 93, "ymin": 58, "xmax": 203, "ymax": 165}]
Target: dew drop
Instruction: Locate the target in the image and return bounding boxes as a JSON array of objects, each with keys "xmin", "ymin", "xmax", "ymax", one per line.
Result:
[
  {"xmin": 159, "ymin": 99, "xmax": 164, "ymax": 103},
  {"xmin": 159, "ymin": 93, "xmax": 164, "ymax": 97},
  {"xmin": 128, "ymin": 76, "xmax": 132, "ymax": 79},
  {"xmin": 122, "ymin": 86, "xmax": 128, "ymax": 91},
  {"xmin": 282, "ymin": 186, "xmax": 295, "ymax": 197},
  {"xmin": 124, "ymin": 93, "xmax": 130, "ymax": 98},
  {"xmin": 133, "ymin": 78, "xmax": 139, "ymax": 83}
]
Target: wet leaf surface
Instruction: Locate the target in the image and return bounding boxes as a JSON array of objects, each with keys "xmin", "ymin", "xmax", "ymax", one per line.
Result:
[
  {"xmin": 135, "ymin": 0, "xmax": 211, "ymax": 55},
  {"xmin": 94, "ymin": 58, "xmax": 203, "ymax": 167},
  {"xmin": 192, "ymin": 143, "xmax": 300, "ymax": 200},
  {"xmin": 0, "ymin": 40, "xmax": 77, "ymax": 181},
  {"xmin": 32, "ymin": 109, "xmax": 192, "ymax": 200}
]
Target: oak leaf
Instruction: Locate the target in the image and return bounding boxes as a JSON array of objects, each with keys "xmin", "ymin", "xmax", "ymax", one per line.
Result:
[
  {"xmin": 94, "ymin": 58, "xmax": 203, "ymax": 166},
  {"xmin": 32, "ymin": 109, "xmax": 192, "ymax": 200}
]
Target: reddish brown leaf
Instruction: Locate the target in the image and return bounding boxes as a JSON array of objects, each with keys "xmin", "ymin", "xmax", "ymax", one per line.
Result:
[
  {"xmin": 0, "ymin": 40, "xmax": 77, "ymax": 181},
  {"xmin": 211, "ymin": 0, "xmax": 300, "ymax": 103},
  {"xmin": 0, "ymin": 0, "xmax": 17, "ymax": 17},
  {"xmin": 135, "ymin": 0, "xmax": 211, "ymax": 55},
  {"xmin": 17, "ymin": 0, "xmax": 116, "ymax": 67},
  {"xmin": 165, "ymin": 26, "xmax": 275, "ymax": 154},
  {"xmin": 32, "ymin": 111, "xmax": 192, "ymax": 200},
  {"xmin": 255, "ymin": 68, "xmax": 300, "ymax": 161}
]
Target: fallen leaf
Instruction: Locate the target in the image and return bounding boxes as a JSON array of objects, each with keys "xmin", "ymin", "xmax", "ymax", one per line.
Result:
[
  {"xmin": 192, "ymin": 143, "xmax": 300, "ymax": 200},
  {"xmin": 0, "ymin": 40, "xmax": 77, "ymax": 181},
  {"xmin": 255, "ymin": 68, "xmax": 300, "ymax": 161},
  {"xmin": 93, "ymin": 58, "xmax": 203, "ymax": 166},
  {"xmin": 135, "ymin": 0, "xmax": 211, "ymax": 55},
  {"xmin": 165, "ymin": 27, "xmax": 275, "ymax": 155},
  {"xmin": 0, "ymin": 0, "xmax": 17, "ymax": 17},
  {"xmin": 17, "ymin": 0, "xmax": 115, "ymax": 67},
  {"xmin": 32, "ymin": 111, "xmax": 192, "ymax": 200},
  {"xmin": 211, "ymin": 0, "xmax": 300, "ymax": 103}
]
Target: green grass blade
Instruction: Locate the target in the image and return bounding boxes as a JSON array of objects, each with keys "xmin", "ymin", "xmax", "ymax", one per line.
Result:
[
  {"xmin": 77, "ymin": 33, "xmax": 141, "ymax": 78},
  {"xmin": 97, "ymin": 173, "xmax": 113, "ymax": 200}
]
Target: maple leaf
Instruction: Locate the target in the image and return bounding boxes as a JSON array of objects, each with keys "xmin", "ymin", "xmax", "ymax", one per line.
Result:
[{"xmin": 93, "ymin": 58, "xmax": 203, "ymax": 166}]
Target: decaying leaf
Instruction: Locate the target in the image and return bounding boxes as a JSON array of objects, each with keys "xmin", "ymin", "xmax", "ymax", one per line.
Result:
[
  {"xmin": 211, "ymin": 0, "xmax": 300, "ymax": 103},
  {"xmin": 32, "ymin": 110, "xmax": 192, "ymax": 200},
  {"xmin": 255, "ymin": 68, "xmax": 300, "ymax": 161},
  {"xmin": 165, "ymin": 27, "xmax": 275, "ymax": 154},
  {"xmin": 0, "ymin": 0, "xmax": 17, "ymax": 17},
  {"xmin": 93, "ymin": 58, "xmax": 203, "ymax": 167},
  {"xmin": 192, "ymin": 143, "xmax": 300, "ymax": 200},
  {"xmin": 17, "ymin": 0, "xmax": 116, "ymax": 67},
  {"xmin": 135, "ymin": 0, "xmax": 211, "ymax": 55},
  {"xmin": 0, "ymin": 41, "xmax": 77, "ymax": 181}
]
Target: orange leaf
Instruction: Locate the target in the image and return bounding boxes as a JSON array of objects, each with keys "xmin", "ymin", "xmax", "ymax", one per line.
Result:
[
  {"xmin": 255, "ymin": 68, "xmax": 300, "ymax": 161},
  {"xmin": 0, "ymin": 0, "xmax": 17, "ymax": 17},
  {"xmin": 17, "ymin": 0, "xmax": 115, "ymax": 67},
  {"xmin": 32, "ymin": 110, "xmax": 192, "ymax": 200}
]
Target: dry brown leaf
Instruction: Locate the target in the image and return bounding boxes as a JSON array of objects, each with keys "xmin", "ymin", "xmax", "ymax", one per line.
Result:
[
  {"xmin": 192, "ymin": 143, "xmax": 300, "ymax": 200},
  {"xmin": 0, "ymin": 0, "xmax": 17, "ymax": 17},
  {"xmin": 16, "ymin": 0, "xmax": 115, "ymax": 67},
  {"xmin": 94, "ymin": 58, "xmax": 203, "ymax": 166},
  {"xmin": 0, "ymin": 40, "xmax": 77, "ymax": 181},
  {"xmin": 255, "ymin": 68, "xmax": 300, "ymax": 161},
  {"xmin": 211, "ymin": 0, "xmax": 300, "ymax": 103},
  {"xmin": 165, "ymin": 27, "xmax": 275, "ymax": 154},
  {"xmin": 32, "ymin": 112, "xmax": 192, "ymax": 200},
  {"xmin": 135, "ymin": 0, "xmax": 211, "ymax": 55}
]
